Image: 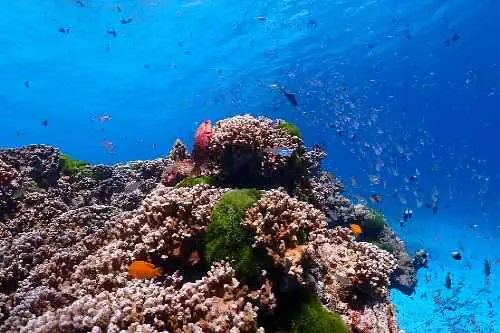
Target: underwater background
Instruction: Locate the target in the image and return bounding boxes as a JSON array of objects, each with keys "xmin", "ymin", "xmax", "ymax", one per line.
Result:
[{"xmin": 1, "ymin": 0, "xmax": 499, "ymax": 332}]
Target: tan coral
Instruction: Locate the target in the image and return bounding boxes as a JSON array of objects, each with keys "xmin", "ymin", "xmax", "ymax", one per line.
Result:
[
  {"xmin": 304, "ymin": 227, "xmax": 397, "ymax": 312},
  {"xmin": 208, "ymin": 115, "xmax": 303, "ymax": 177},
  {"xmin": 0, "ymin": 159, "xmax": 18, "ymax": 185},
  {"xmin": 242, "ymin": 189, "xmax": 326, "ymax": 283},
  {"xmin": 20, "ymin": 262, "xmax": 263, "ymax": 333}
]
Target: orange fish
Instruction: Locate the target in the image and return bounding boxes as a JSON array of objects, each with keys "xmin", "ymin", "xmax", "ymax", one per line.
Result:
[
  {"xmin": 350, "ymin": 224, "xmax": 363, "ymax": 237},
  {"xmin": 128, "ymin": 261, "xmax": 161, "ymax": 279}
]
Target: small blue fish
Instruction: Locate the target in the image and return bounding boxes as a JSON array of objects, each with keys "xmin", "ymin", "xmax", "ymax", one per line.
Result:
[{"xmin": 268, "ymin": 147, "xmax": 295, "ymax": 157}]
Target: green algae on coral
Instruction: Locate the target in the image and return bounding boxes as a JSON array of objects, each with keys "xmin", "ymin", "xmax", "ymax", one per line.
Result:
[
  {"xmin": 290, "ymin": 295, "xmax": 349, "ymax": 333},
  {"xmin": 275, "ymin": 289, "xmax": 349, "ymax": 333},
  {"xmin": 278, "ymin": 121, "xmax": 302, "ymax": 138},
  {"xmin": 59, "ymin": 153, "xmax": 89, "ymax": 177},
  {"xmin": 359, "ymin": 208, "xmax": 385, "ymax": 240},
  {"xmin": 175, "ymin": 176, "xmax": 217, "ymax": 188},
  {"xmin": 202, "ymin": 189, "xmax": 261, "ymax": 281}
]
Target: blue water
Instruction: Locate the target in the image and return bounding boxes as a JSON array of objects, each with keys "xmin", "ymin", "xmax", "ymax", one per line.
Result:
[{"xmin": 1, "ymin": 0, "xmax": 499, "ymax": 331}]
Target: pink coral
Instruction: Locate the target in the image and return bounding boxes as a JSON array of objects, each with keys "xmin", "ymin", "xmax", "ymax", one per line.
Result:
[{"xmin": 192, "ymin": 120, "xmax": 214, "ymax": 166}]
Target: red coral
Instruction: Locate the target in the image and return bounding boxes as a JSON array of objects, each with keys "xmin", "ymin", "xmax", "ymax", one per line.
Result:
[
  {"xmin": 161, "ymin": 159, "xmax": 195, "ymax": 186},
  {"xmin": 192, "ymin": 120, "xmax": 213, "ymax": 166}
]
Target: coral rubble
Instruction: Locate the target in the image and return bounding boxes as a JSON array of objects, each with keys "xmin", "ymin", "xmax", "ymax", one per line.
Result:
[{"xmin": 0, "ymin": 115, "xmax": 411, "ymax": 332}]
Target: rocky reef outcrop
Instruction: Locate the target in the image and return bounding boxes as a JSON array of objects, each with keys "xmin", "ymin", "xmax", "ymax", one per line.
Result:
[{"xmin": 0, "ymin": 115, "xmax": 412, "ymax": 332}]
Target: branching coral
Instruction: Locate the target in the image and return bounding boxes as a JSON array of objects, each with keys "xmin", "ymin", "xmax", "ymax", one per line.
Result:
[
  {"xmin": 304, "ymin": 227, "xmax": 397, "ymax": 311},
  {"xmin": 207, "ymin": 115, "xmax": 303, "ymax": 185},
  {"xmin": 21, "ymin": 262, "xmax": 264, "ymax": 333},
  {"xmin": 0, "ymin": 159, "xmax": 18, "ymax": 185},
  {"xmin": 242, "ymin": 189, "xmax": 326, "ymax": 283},
  {"xmin": 0, "ymin": 116, "xmax": 407, "ymax": 333}
]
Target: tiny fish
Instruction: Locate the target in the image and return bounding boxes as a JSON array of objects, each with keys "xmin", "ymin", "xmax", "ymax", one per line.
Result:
[
  {"xmin": 188, "ymin": 250, "xmax": 201, "ymax": 266},
  {"xmin": 124, "ymin": 180, "xmax": 144, "ymax": 193},
  {"xmin": 451, "ymin": 251, "xmax": 462, "ymax": 260},
  {"xmin": 97, "ymin": 115, "xmax": 111, "ymax": 123},
  {"xmin": 121, "ymin": 18, "xmax": 133, "ymax": 24},
  {"xmin": 445, "ymin": 272, "xmax": 452, "ymax": 289},
  {"xmin": 106, "ymin": 29, "xmax": 117, "ymax": 37},
  {"xmin": 128, "ymin": 261, "xmax": 161, "ymax": 279},
  {"xmin": 42, "ymin": 120, "xmax": 48, "ymax": 127},
  {"xmin": 484, "ymin": 259, "xmax": 491, "ymax": 277},
  {"xmin": 13, "ymin": 188, "xmax": 25, "ymax": 200},
  {"xmin": 350, "ymin": 224, "xmax": 362, "ymax": 236},
  {"xmin": 266, "ymin": 147, "xmax": 295, "ymax": 157},
  {"xmin": 369, "ymin": 194, "xmax": 383, "ymax": 204},
  {"xmin": 101, "ymin": 140, "xmax": 114, "ymax": 152}
]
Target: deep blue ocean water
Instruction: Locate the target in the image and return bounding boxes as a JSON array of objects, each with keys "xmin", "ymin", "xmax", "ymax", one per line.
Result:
[{"xmin": 1, "ymin": 0, "xmax": 499, "ymax": 331}]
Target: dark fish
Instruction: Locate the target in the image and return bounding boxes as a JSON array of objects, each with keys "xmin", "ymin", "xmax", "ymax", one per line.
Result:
[
  {"xmin": 58, "ymin": 28, "xmax": 70, "ymax": 34},
  {"xmin": 121, "ymin": 18, "xmax": 133, "ymax": 24},
  {"xmin": 369, "ymin": 194, "xmax": 383, "ymax": 204},
  {"xmin": 308, "ymin": 19, "xmax": 318, "ymax": 27},
  {"xmin": 106, "ymin": 29, "xmax": 117, "ymax": 37},
  {"xmin": 42, "ymin": 120, "xmax": 48, "ymax": 127},
  {"xmin": 13, "ymin": 188, "xmax": 25, "ymax": 200},
  {"xmin": 451, "ymin": 251, "xmax": 462, "ymax": 260},
  {"xmin": 403, "ymin": 209, "xmax": 413, "ymax": 222},
  {"xmin": 484, "ymin": 259, "xmax": 491, "ymax": 277},
  {"xmin": 280, "ymin": 88, "xmax": 298, "ymax": 107},
  {"xmin": 76, "ymin": 0, "xmax": 85, "ymax": 7},
  {"xmin": 445, "ymin": 272, "xmax": 452, "ymax": 289},
  {"xmin": 25, "ymin": 81, "xmax": 30, "ymax": 88}
]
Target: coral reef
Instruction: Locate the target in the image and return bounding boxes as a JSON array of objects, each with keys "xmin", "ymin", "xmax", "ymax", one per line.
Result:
[
  {"xmin": 242, "ymin": 189, "xmax": 326, "ymax": 283},
  {"xmin": 0, "ymin": 116, "xmax": 410, "ymax": 333},
  {"xmin": 206, "ymin": 115, "xmax": 304, "ymax": 187}
]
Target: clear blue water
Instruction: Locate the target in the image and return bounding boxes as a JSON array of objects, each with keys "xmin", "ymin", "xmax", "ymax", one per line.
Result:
[{"xmin": 1, "ymin": 0, "xmax": 499, "ymax": 331}]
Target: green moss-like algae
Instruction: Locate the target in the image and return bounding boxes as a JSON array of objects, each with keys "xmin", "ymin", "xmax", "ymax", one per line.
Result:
[
  {"xmin": 59, "ymin": 153, "xmax": 89, "ymax": 177},
  {"xmin": 360, "ymin": 208, "xmax": 385, "ymax": 240},
  {"xmin": 278, "ymin": 121, "xmax": 301, "ymax": 138},
  {"xmin": 175, "ymin": 176, "xmax": 217, "ymax": 188},
  {"xmin": 276, "ymin": 290, "xmax": 349, "ymax": 333},
  {"xmin": 202, "ymin": 189, "xmax": 261, "ymax": 281}
]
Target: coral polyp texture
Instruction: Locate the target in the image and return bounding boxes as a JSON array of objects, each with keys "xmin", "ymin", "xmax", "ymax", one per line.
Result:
[
  {"xmin": 207, "ymin": 115, "xmax": 305, "ymax": 187},
  {"xmin": 0, "ymin": 116, "xmax": 414, "ymax": 333}
]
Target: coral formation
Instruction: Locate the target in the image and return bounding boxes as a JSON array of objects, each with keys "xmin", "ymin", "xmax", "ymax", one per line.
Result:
[
  {"xmin": 207, "ymin": 115, "xmax": 304, "ymax": 187},
  {"xmin": 0, "ymin": 116, "xmax": 409, "ymax": 333},
  {"xmin": 242, "ymin": 189, "xmax": 326, "ymax": 283}
]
